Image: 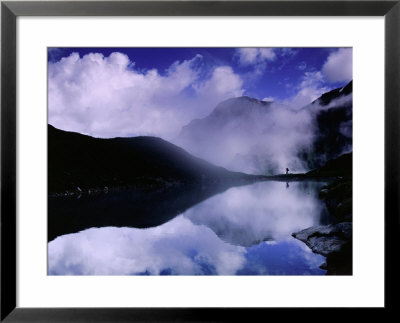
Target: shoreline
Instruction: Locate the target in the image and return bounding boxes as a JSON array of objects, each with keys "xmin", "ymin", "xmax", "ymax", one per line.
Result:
[
  {"xmin": 48, "ymin": 173, "xmax": 343, "ymax": 198},
  {"xmin": 292, "ymin": 177, "xmax": 353, "ymax": 275}
]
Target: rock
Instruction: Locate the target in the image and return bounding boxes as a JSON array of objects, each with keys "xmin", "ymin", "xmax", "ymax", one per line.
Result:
[
  {"xmin": 296, "ymin": 176, "xmax": 353, "ymax": 275},
  {"xmin": 292, "ymin": 222, "xmax": 352, "ymax": 256},
  {"xmin": 319, "ymin": 188, "xmax": 329, "ymax": 197},
  {"xmin": 292, "ymin": 222, "xmax": 352, "ymax": 275},
  {"xmin": 319, "ymin": 178, "xmax": 352, "ymax": 222},
  {"xmin": 334, "ymin": 198, "xmax": 352, "ymax": 221}
]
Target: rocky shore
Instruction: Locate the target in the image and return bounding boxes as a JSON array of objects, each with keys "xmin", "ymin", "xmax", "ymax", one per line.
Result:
[
  {"xmin": 292, "ymin": 221, "xmax": 352, "ymax": 275},
  {"xmin": 292, "ymin": 153, "xmax": 352, "ymax": 275}
]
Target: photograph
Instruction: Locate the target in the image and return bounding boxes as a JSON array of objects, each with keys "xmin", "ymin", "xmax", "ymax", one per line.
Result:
[{"xmin": 47, "ymin": 47, "xmax": 353, "ymax": 276}]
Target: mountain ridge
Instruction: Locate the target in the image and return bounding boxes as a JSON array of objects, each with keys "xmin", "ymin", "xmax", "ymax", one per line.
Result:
[
  {"xmin": 175, "ymin": 81, "xmax": 353, "ymax": 175},
  {"xmin": 48, "ymin": 124, "xmax": 256, "ymax": 195}
]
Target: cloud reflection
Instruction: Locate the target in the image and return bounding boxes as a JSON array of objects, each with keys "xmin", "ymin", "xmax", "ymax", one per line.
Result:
[
  {"xmin": 48, "ymin": 181, "xmax": 327, "ymax": 275},
  {"xmin": 48, "ymin": 216, "xmax": 246, "ymax": 275},
  {"xmin": 183, "ymin": 181, "xmax": 326, "ymax": 246}
]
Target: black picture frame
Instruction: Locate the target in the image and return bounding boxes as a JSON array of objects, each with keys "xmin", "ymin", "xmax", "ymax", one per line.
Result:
[{"xmin": 1, "ymin": 0, "xmax": 399, "ymax": 321}]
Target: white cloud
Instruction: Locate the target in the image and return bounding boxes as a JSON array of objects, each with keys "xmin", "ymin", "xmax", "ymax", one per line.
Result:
[
  {"xmin": 262, "ymin": 96, "xmax": 275, "ymax": 102},
  {"xmin": 301, "ymin": 71, "xmax": 324, "ymax": 87},
  {"xmin": 281, "ymin": 48, "xmax": 352, "ymax": 109},
  {"xmin": 282, "ymin": 71, "xmax": 330, "ymax": 109},
  {"xmin": 279, "ymin": 48, "xmax": 298, "ymax": 57},
  {"xmin": 194, "ymin": 66, "xmax": 244, "ymax": 101},
  {"xmin": 236, "ymin": 48, "xmax": 277, "ymax": 75},
  {"xmin": 237, "ymin": 48, "xmax": 259, "ymax": 65},
  {"xmin": 322, "ymin": 48, "xmax": 352, "ymax": 83},
  {"xmin": 48, "ymin": 52, "xmax": 244, "ymax": 139},
  {"xmin": 237, "ymin": 48, "xmax": 276, "ymax": 65},
  {"xmin": 297, "ymin": 61, "xmax": 307, "ymax": 71},
  {"xmin": 258, "ymin": 48, "xmax": 277, "ymax": 60}
]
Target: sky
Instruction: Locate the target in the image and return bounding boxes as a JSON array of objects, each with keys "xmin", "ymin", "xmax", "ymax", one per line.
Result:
[{"xmin": 48, "ymin": 47, "xmax": 352, "ymax": 139}]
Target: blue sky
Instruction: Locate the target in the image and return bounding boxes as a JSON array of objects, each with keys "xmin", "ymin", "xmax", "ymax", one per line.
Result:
[{"xmin": 48, "ymin": 47, "xmax": 352, "ymax": 139}]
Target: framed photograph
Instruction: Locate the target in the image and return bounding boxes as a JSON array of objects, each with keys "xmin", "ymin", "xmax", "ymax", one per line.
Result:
[{"xmin": 1, "ymin": 0, "xmax": 398, "ymax": 321}]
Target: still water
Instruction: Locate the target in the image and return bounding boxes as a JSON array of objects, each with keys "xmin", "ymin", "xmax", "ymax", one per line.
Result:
[{"xmin": 48, "ymin": 181, "xmax": 330, "ymax": 275}]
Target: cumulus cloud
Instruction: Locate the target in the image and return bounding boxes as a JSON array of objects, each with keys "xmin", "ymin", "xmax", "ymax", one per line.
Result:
[
  {"xmin": 48, "ymin": 52, "xmax": 244, "ymax": 139},
  {"xmin": 322, "ymin": 48, "xmax": 352, "ymax": 83},
  {"xmin": 193, "ymin": 66, "xmax": 244, "ymax": 103}
]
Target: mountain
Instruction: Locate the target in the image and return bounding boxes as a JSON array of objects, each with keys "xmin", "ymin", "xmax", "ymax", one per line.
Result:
[
  {"xmin": 175, "ymin": 82, "xmax": 353, "ymax": 175},
  {"xmin": 299, "ymin": 81, "xmax": 353, "ymax": 169},
  {"xmin": 48, "ymin": 125, "xmax": 254, "ymax": 195},
  {"xmin": 176, "ymin": 96, "xmax": 273, "ymax": 146},
  {"xmin": 174, "ymin": 96, "xmax": 300, "ymax": 175},
  {"xmin": 306, "ymin": 152, "xmax": 352, "ymax": 178}
]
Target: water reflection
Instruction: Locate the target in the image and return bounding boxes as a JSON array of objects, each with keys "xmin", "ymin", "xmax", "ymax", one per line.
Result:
[
  {"xmin": 48, "ymin": 181, "xmax": 328, "ymax": 275},
  {"xmin": 184, "ymin": 181, "xmax": 327, "ymax": 246},
  {"xmin": 48, "ymin": 181, "xmax": 249, "ymax": 242}
]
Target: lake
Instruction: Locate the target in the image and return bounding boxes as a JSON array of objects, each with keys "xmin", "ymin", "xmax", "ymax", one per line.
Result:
[{"xmin": 48, "ymin": 180, "xmax": 331, "ymax": 275}]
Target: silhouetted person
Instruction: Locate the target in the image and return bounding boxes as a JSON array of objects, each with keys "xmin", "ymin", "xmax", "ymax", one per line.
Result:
[{"xmin": 286, "ymin": 168, "xmax": 289, "ymax": 175}]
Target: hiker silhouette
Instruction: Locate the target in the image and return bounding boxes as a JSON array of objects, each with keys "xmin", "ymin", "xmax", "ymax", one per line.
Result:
[{"xmin": 286, "ymin": 168, "xmax": 289, "ymax": 174}]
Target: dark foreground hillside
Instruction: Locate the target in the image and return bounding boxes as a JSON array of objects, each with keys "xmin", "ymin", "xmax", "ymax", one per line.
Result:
[
  {"xmin": 48, "ymin": 125, "xmax": 263, "ymax": 241},
  {"xmin": 48, "ymin": 125, "xmax": 253, "ymax": 195}
]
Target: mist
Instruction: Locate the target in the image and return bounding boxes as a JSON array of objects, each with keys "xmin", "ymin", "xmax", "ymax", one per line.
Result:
[
  {"xmin": 174, "ymin": 91, "xmax": 352, "ymax": 175},
  {"xmin": 184, "ymin": 181, "xmax": 328, "ymax": 246}
]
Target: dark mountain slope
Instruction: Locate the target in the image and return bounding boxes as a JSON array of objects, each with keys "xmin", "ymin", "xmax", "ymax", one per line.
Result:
[
  {"xmin": 176, "ymin": 96, "xmax": 273, "ymax": 152},
  {"xmin": 306, "ymin": 152, "xmax": 352, "ymax": 178},
  {"xmin": 175, "ymin": 83, "xmax": 352, "ymax": 175},
  {"xmin": 263, "ymin": 152, "xmax": 352, "ymax": 182},
  {"xmin": 313, "ymin": 80, "xmax": 352, "ymax": 106},
  {"xmin": 300, "ymin": 81, "xmax": 353, "ymax": 169},
  {"xmin": 48, "ymin": 125, "xmax": 263, "ymax": 241},
  {"xmin": 48, "ymin": 125, "xmax": 253, "ymax": 195},
  {"xmin": 174, "ymin": 96, "xmax": 287, "ymax": 174}
]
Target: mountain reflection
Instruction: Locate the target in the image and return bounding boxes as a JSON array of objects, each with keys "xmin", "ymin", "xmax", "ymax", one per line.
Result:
[
  {"xmin": 48, "ymin": 181, "xmax": 252, "ymax": 242},
  {"xmin": 184, "ymin": 181, "xmax": 328, "ymax": 246},
  {"xmin": 48, "ymin": 181, "xmax": 328, "ymax": 275}
]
